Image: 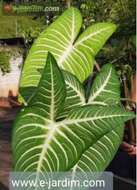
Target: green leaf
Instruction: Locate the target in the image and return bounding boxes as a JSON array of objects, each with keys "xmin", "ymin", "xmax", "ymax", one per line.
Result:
[
  {"xmin": 28, "ymin": 52, "xmax": 66, "ymax": 122},
  {"xmin": 75, "ymin": 22, "xmax": 117, "ymax": 57},
  {"xmin": 57, "ymin": 70, "xmax": 85, "ymax": 119},
  {"xmin": 12, "ymin": 104, "xmax": 134, "ymax": 172},
  {"xmin": 130, "ymin": 35, "xmax": 136, "ymax": 48},
  {"xmin": 19, "ymin": 7, "xmax": 116, "ymax": 104},
  {"xmin": 59, "ymin": 64, "xmax": 121, "ymax": 119},
  {"xmin": 87, "ymin": 64, "xmax": 120, "ymax": 106},
  {"xmin": 71, "ymin": 125, "xmax": 124, "ymax": 173},
  {"xmin": 12, "ymin": 55, "xmax": 134, "ymax": 177}
]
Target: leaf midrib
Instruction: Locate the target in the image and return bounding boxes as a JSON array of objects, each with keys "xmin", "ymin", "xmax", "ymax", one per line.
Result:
[
  {"xmin": 75, "ymin": 26, "xmax": 113, "ymax": 46},
  {"xmin": 36, "ymin": 122, "xmax": 57, "ymax": 172},
  {"xmin": 34, "ymin": 112, "xmax": 127, "ymax": 172},
  {"xmin": 58, "ymin": 9, "xmax": 75, "ymax": 65},
  {"xmin": 50, "ymin": 60, "xmax": 55, "ymax": 121},
  {"xmin": 65, "ymin": 80, "xmax": 85, "ymax": 104},
  {"xmin": 88, "ymin": 67, "xmax": 112, "ymax": 102}
]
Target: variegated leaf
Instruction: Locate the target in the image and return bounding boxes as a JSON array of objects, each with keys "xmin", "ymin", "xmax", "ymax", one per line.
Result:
[
  {"xmin": 12, "ymin": 105, "xmax": 134, "ymax": 173},
  {"xmin": 12, "ymin": 54, "xmax": 134, "ymax": 187},
  {"xmin": 57, "ymin": 70, "xmax": 85, "ymax": 119},
  {"xmin": 87, "ymin": 64, "xmax": 120, "ymax": 106},
  {"xmin": 59, "ymin": 64, "xmax": 121, "ymax": 120},
  {"xmin": 28, "ymin": 53, "xmax": 66, "ymax": 122},
  {"xmin": 19, "ymin": 7, "xmax": 116, "ymax": 104},
  {"xmin": 71, "ymin": 125, "xmax": 124, "ymax": 173}
]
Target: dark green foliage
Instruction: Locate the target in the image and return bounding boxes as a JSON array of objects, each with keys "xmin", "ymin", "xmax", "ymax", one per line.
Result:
[{"xmin": 0, "ymin": 52, "xmax": 10, "ymax": 74}]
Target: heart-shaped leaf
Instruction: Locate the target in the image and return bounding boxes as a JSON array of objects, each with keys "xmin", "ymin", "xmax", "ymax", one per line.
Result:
[
  {"xmin": 12, "ymin": 54, "xmax": 134, "ymax": 174},
  {"xmin": 19, "ymin": 7, "xmax": 116, "ymax": 104}
]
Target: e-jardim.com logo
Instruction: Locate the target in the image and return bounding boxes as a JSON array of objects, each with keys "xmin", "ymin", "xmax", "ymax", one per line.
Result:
[{"xmin": 2, "ymin": 0, "xmax": 63, "ymax": 16}]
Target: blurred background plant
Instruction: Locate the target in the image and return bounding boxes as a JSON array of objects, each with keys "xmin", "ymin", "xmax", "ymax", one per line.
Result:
[
  {"xmin": 0, "ymin": 52, "xmax": 10, "ymax": 74},
  {"xmin": 0, "ymin": 46, "xmax": 23, "ymax": 74},
  {"xmin": 17, "ymin": 18, "xmax": 46, "ymax": 52}
]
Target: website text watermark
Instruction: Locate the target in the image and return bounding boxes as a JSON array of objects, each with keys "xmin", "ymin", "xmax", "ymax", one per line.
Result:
[{"xmin": 9, "ymin": 172, "xmax": 113, "ymax": 190}]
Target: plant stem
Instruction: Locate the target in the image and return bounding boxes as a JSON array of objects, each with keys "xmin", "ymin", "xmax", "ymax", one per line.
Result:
[
  {"xmin": 120, "ymin": 98, "xmax": 135, "ymax": 103},
  {"xmin": 122, "ymin": 73, "xmax": 130, "ymax": 106},
  {"xmin": 129, "ymin": 120, "xmax": 136, "ymax": 145},
  {"xmin": 95, "ymin": 61, "xmax": 101, "ymax": 72},
  {"xmin": 66, "ymin": 0, "xmax": 72, "ymax": 8},
  {"xmin": 122, "ymin": 72, "xmax": 136, "ymax": 145}
]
